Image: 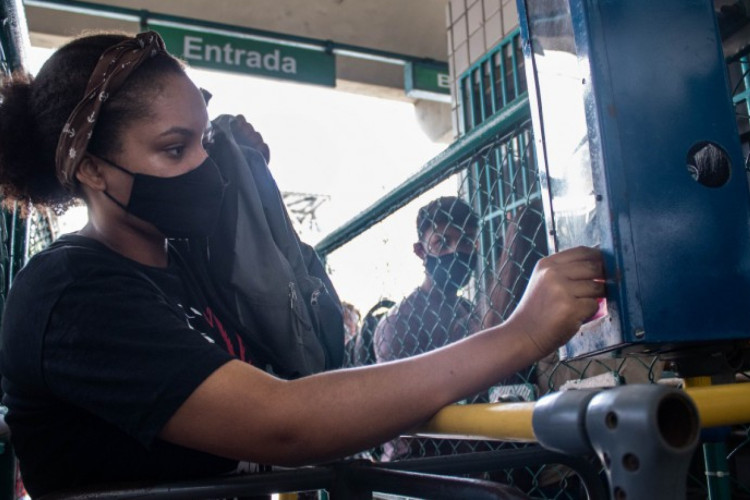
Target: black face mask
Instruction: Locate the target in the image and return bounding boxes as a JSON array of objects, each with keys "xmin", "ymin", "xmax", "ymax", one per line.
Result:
[
  {"xmin": 424, "ymin": 251, "xmax": 478, "ymax": 292},
  {"xmin": 100, "ymin": 156, "xmax": 226, "ymax": 238}
]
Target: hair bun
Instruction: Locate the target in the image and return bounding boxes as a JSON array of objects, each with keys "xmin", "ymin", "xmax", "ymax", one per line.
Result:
[{"xmin": 0, "ymin": 72, "xmax": 76, "ymax": 210}]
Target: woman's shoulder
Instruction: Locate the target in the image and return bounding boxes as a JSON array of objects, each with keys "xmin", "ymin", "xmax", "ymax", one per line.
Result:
[
  {"xmin": 0, "ymin": 234, "xmax": 135, "ymax": 385},
  {"xmin": 24, "ymin": 233, "xmax": 131, "ymax": 276},
  {"xmin": 9, "ymin": 233, "xmax": 143, "ymax": 302}
]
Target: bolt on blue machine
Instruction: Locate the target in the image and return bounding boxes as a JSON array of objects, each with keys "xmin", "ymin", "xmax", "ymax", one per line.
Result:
[{"xmin": 517, "ymin": 0, "xmax": 750, "ymax": 360}]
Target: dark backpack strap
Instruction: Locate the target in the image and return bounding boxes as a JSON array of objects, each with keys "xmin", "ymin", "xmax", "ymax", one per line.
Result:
[
  {"xmin": 299, "ymin": 242, "xmax": 344, "ymax": 369},
  {"xmin": 168, "ymin": 240, "xmax": 278, "ymax": 372},
  {"xmin": 351, "ymin": 299, "xmax": 396, "ymax": 366}
]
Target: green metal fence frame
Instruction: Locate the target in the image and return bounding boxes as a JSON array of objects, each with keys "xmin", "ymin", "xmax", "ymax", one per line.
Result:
[
  {"xmin": 315, "ymin": 95, "xmax": 530, "ymax": 258},
  {"xmin": 460, "ymin": 29, "xmax": 526, "ymax": 134},
  {"xmin": 0, "ymin": 2, "xmax": 32, "ymax": 498},
  {"xmin": 456, "ymin": 31, "xmax": 538, "ymax": 278}
]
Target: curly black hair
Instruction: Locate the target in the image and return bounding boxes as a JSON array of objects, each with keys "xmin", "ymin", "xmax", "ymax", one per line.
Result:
[{"xmin": 0, "ymin": 32, "xmax": 184, "ymax": 212}]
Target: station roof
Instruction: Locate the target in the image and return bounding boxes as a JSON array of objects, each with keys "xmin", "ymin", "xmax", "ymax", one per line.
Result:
[{"xmin": 24, "ymin": 0, "xmax": 449, "ymax": 101}]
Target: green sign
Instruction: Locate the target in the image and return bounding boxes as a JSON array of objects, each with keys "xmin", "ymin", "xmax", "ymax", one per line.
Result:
[
  {"xmin": 151, "ymin": 23, "xmax": 336, "ymax": 87},
  {"xmin": 405, "ymin": 61, "xmax": 451, "ymax": 102}
]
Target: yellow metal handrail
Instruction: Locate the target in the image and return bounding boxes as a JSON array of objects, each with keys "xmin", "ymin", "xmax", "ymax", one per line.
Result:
[{"xmin": 414, "ymin": 382, "xmax": 750, "ymax": 442}]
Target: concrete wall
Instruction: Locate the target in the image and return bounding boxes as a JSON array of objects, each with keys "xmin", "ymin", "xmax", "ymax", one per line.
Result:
[{"xmin": 445, "ymin": 0, "xmax": 520, "ymax": 138}]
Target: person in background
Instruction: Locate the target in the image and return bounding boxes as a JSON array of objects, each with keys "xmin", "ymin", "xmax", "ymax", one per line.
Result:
[
  {"xmin": 374, "ymin": 197, "xmax": 489, "ymax": 363},
  {"xmin": 342, "ymin": 301, "xmax": 361, "ymax": 345},
  {"xmin": 342, "ymin": 301, "xmax": 362, "ymax": 367},
  {"xmin": 372, "ymin": 196, "xmax": 548, "ymax": 460},
  {"xmin": 0, "ymin": 31, "xmax": 605, "ymax": 497}
]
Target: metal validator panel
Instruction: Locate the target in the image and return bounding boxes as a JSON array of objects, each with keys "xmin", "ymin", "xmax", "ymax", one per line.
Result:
[{"xmin": 517, "ymin": 0, "xmax": 750, "ymax": 358}]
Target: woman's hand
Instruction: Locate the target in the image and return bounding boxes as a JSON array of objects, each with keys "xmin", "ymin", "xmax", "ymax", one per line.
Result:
[
  {"xmin": 505, "ymin": 246, "xmax": 605, "ymax": 356},
  {"xmin": 230, "ymin": 114, "xmax": 271, "ymax": 164}
]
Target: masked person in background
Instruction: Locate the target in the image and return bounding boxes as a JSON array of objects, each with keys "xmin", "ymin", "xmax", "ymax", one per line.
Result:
[{"xmin": 374, "ymin": 197, "xmax": 486, "ymax": 363}]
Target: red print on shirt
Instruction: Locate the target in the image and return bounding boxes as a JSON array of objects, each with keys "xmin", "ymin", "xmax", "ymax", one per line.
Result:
[{"xmin": 204, "ymin": 306, "xmax": 249, "ymax": 363}]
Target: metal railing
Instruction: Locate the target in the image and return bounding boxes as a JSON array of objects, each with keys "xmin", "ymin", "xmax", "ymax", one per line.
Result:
[{"xmin": 317, "ymin": 24, "xmax": 750, "ymax": 500}]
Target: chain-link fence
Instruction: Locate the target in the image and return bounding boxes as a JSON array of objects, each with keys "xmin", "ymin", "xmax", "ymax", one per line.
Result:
[
  {"xmin": 25, "ymin": 207, "xmax": 57, "ymax": 259},
  {"xmin": 325, "ymin": 108, "xmax": 750, "ymax": 498}
]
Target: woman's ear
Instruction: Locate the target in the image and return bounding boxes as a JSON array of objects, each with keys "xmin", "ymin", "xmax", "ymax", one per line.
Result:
[{"xmin": 75, "ymin": 155, "xmax": 107, "ymax": 191}]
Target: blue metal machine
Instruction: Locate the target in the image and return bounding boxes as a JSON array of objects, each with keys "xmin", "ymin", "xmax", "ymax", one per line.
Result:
[{"xmin": 517, "ymin": 0, "xmax": 750, "ymax": 358}]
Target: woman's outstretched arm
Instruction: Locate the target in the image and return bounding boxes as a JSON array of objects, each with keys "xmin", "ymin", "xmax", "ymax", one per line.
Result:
[{"xmin": 160, "ymin": 246, "xmax": 604, "ymax": 465}]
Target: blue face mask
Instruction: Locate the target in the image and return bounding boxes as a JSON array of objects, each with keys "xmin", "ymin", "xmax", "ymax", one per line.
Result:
[
  {"xmin": 424, "ymin": 251, "xmax": 478, "ymax": 292},
  {"xmin": 100, "ymin": 156, "xmax": 227, "ymax": 239}
]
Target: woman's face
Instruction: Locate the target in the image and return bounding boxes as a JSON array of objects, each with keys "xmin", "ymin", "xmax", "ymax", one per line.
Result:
[{"xmin": 101, "ymin": 72, "xmax": 212, "ymax": 204}]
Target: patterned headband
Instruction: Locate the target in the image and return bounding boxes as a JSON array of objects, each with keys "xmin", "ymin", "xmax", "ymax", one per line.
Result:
[{"xmin": 55, "ymin": 31, "xmax": 167, "ymax": 191}]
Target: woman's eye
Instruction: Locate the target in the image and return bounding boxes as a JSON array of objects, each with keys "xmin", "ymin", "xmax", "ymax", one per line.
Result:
[{"xmin": 165, "ymin": 145, "xmax": 185, "ymax": 158}]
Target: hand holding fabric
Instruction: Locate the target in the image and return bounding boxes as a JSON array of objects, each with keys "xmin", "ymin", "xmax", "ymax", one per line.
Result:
[{"xmin": 230, "ymin": 114, "xmax": 271, "ymax": 165}]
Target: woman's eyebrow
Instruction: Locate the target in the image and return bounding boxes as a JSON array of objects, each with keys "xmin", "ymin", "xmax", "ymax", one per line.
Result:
[{"xmin": 157, "ymin": 126, "xmax": 195, "ymax": 138}]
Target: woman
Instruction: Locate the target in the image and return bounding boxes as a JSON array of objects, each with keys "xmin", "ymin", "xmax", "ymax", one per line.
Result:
[{"xmin": 0, "ymin": 31, "xmax": 605, "ymax": 497}]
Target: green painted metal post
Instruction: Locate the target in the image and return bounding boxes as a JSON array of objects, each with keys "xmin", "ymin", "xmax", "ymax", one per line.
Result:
[
  {"xmin": 0, "ymin": 1, "xmax": 33, "ymax": 498},
  {"xmin": 740, "ymin": 57, "xmax": 750, "ymax": 121},
  {"xmin": 314, "ymin": 95, "xmax": 530, "ymax": 257},
  {"xmin": 703, "ymin": 441, "xmax": 732, "ymax": 500}
]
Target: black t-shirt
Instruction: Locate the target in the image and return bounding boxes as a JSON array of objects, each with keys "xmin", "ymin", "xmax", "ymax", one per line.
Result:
[{"xmin": 0, "ymin": 234, "xmax": 251, "ymax": 497}]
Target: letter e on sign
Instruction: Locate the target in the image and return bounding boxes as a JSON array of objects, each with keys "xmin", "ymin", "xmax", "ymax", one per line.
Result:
[
  {"xmin": 438, "ymin": 73, "xmax": 450, "ymax": 89},
  {"xmin": 184, "ymin": 36, "xmax": 203, "ymax": 61}
]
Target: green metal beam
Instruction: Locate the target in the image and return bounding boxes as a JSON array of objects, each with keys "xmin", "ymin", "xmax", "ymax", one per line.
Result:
[
  {"xmin": 315, "ymin": 94, "xmax": 531, "ymax": 257},
  {"xmin": 23, "ymin": 0, "xmax": 447, "ymax": 67}
]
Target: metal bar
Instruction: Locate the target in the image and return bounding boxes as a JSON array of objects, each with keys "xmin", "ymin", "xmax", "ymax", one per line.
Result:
[
  {"xmin": 478, "ymin": 63, "xmax": 488, "ymax": 123},
  {"xmin": 461, "ymin": 76, "xmax": 471, "ymax": 135},
  {"xmin": 23, "ymin": 0, "xmax": 446, "ymax": 67},
  {"xmin": 519, "ymin": 132, "xmax": 529, "ymax": 197},
  {"xmin": 409, "ymin": 382, "xmax": 750, "ymax": 444},
  {"xmin": 377, "ymin": 446, "xmax": 608, "ymax": 500},
  {"xmin": 506, "ymin": 136, "xmax": 518, "ymax": 218},
  {"xmin": 488, "ymin": 50, "xmax": 499, "ymax": 115},
  {"xmin": 685, "ymin": 383, "xmax": 750, "ymax": 428},
  {"xmin": 490, "ymin": 145, "xmax": 503, "ymax": 265},
  {"xmin": 498, "ymin": 48, "xmax": 509, "ymax": 107},
  {"xmin": 1, "ymin": 0, "xmax": 30, "ymax": 71},
  {"xmin": 468, "ymin": 69, "xmax": 479, "ymax": 129},
  {"xmin": 6, "ymin": 205, "xmax": 18, "ymax": 286},
  {"xmin": 703, "ymin": 442, "xmax": 732, "ymax": 500},
  {"xmin": 414, "ymin": 402, "xmax": 536, "ymax": 442},
  {"xmin": 510, "ymin": 34, "xmax": 520, "ymax": 100},
  {"xmin": 343, "ymin": 464, "xmax": 526, "ymax": 500},
  {"xmin": 495, "ymin": 142, "xmax": 508, "ymax": 252},
  {"xmin": 23, "ymin": 206, "xmax": 31, "ymax": 265},
  {"xmin": 479, "ymin": 148, "xmax": 495, "ymax": 264},
  {"xmin": 44, "ymin": 467, "xmax": 337, "ymax": 500},
  {"xmin": 315, "ymin": 95, "xmax": 531, "ymax": 257},
  {"xmin": 739, "ymin": 56, "xmax": 750, "ymax": 119}
]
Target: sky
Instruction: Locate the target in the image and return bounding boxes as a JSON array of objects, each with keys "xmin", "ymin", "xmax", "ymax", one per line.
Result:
[{"xmin": 29, "ymin": 45, "xmax": 456, "ymax": 314}]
